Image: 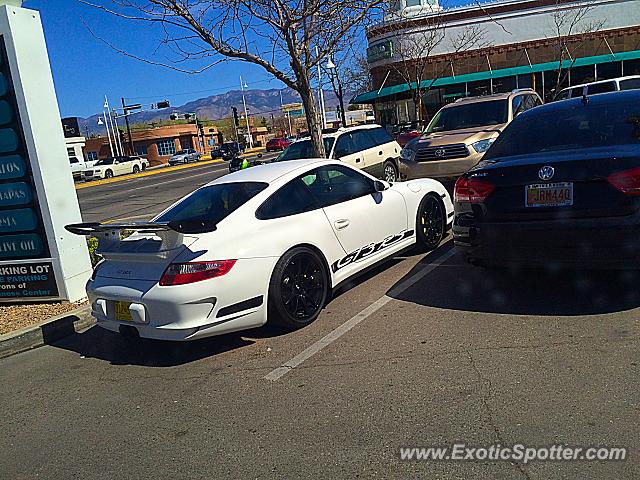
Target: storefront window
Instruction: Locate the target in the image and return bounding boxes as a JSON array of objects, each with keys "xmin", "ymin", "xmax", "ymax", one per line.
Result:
[
  {"xmin": 156, "ymin": 139, "xmax": 176, "ymax": 156},
  {"xmin": 135, "ymin": 143, "xmax": 148, "ymax": 155}
]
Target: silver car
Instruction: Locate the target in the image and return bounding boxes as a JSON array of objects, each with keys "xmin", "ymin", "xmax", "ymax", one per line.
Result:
[{"xmin": 168, "ymin": 148, "xmax": 201, "ymax": 165}]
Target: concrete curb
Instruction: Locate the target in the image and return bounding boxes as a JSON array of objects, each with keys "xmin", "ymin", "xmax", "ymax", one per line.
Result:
[{"xmin": 0, "ymin": 305, "xmax": 95, "ymax": 359}]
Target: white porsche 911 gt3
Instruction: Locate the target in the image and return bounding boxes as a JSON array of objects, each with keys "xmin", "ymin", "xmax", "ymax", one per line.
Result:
[{"xmin": 66, "ymin": 159, "xmax": 453, "ymax": 341}]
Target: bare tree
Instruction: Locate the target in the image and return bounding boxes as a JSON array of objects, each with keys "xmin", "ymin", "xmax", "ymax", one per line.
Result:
[
  {"xmin": 391, "ymin": 12, "xmax": 487, "ymax": 125},
  {"xmin": 548, "ymin": 0, "xmax": 606, "ymax": 96},
  {"xmin": 82, "ymin": 0, "xmax": 385, "ymax": 157}
]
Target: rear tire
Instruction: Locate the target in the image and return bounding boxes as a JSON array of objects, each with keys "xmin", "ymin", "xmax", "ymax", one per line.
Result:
[
  {"xmin": 105, "ymin": 169, "xmax": 114, "ymax": 179},
  {"xmin": 133, "ymin": 165, "xmax": 140, "ymax": 174},
  {"xmin": 415, "ymin": 194, "xmax": 445, "ymax": 251},
  {"xmin": 383, "ymin": 160, "xmax": 398, "ymax": 183},
  {"xmin": 268, "ymin": 247, "xmax": 329, "ymax": 329}
]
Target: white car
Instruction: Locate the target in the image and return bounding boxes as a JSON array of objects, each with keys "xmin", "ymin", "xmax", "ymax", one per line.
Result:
[
  {"xmin": 66, "ymin": 159, "xmax": 452, "ymax": 341},
  {"xmin": 69, "ymin": 156, "xmax": 97, "ymax": 181},
  {"xmin": 83, "ymin": 156, "xmax": 144, "ymax": 180},
  {"xmin": 276, "ymin": 124, "xmax": 402, "ymax": 183}
]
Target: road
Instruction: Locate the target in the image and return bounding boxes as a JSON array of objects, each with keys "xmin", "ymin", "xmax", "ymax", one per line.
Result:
[
  {"xmin": 1, "ymin": 238, "xmax": 639, "ymax": 478},
  {"xmin": 76, "ymin": 151, "xmax": 279, "ymax": 223},
  {"xmin": 1, "ymin": 155, "xmax": 639, "ymax": 478}
]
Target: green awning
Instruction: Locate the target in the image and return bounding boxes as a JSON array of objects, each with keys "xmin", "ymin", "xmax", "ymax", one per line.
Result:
[{"xmin": 351, "ymin": 49, "xmax": 640, "ymax": 104}]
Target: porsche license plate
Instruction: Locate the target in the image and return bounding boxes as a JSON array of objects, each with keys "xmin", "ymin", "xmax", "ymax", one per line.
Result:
[
  {"xmin": 526, "ymin": 182, "xmax": 573, "ymax": 207},
  {"xmin": 115, "ymin": 301, "xmax": 133, "ymax": 321}
]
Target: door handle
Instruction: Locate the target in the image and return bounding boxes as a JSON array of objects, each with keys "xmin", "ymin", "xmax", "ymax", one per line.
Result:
[
  {"xmin": 379, "ymin": 151, "xmax": 383, "ymax": 155},
  {"xmin": 334, "ymin": 219, "xmax": 350, "ymax": 230},
  {"xmin": 355, "ymin": 158, "xmax": 361, "ymax": 163}
]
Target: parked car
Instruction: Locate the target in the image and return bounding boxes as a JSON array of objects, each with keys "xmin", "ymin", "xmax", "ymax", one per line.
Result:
[
  {"xmin": 220, "ymin": 142, "xmax": 245, "ymax": 159},
  {"xmin": 399, "ymin": 89, "xmax": 543, "ymax": 180},
  {"xmin": 453, "ymin": 90, "xmax": 640, "ymax": 269},
  {"xmin": 396, "ymin": 129, "xmax": 422, "ymax": 147},
  {"xmin": 211, "ymin": 146, "xmax": 224, "ymax": 158},
  {"xmin": 554, "ymin": 75, "xmax": 640, "ymax": 101},
  {"xmin": 83, "ymin": 156, "xmax": 144, "ymax": 181},
  {"xmin": 65, "ymin": 159, "xmax": 452, "ymax": 341},
  {"xmin": 69, "ymin": 156, "xmax": 97, "ymax": 181},
  {"xmin": 168, "ymin": 148, "xmax": 201, "ymax": 165},
  {"xmin": 274, "ymin": 124, "xmax": 402, "ymax": 182},
  {"xmin": 266, "ymin": 137, "xmax": 292, "ymax": 152}
]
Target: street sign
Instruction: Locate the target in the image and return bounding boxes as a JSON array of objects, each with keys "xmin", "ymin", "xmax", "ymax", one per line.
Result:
[{"xmin": 0, "ymin": 5, "xmax": 91, "ymax": 302}]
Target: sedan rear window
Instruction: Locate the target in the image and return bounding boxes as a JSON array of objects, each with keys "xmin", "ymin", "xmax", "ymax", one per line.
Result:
[
  {"xmin": 155, "ymin": 182, "xmax": 268, "ymax": 226},
  {"xmin": 484, "ymin": 101, "xmax": 640, "ymax": 159}
]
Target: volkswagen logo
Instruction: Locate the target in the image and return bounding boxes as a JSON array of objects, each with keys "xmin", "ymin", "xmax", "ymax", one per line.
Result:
[
  {"xmin": 538, "ymin": 166, "xmax": 555, "ymax": 181},
  {"xmin": 434, "ymin": 148, "xmax": 446, "ymax": 157}
]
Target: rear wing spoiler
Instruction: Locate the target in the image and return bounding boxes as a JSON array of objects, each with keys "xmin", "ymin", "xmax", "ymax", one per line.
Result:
[{"xmin": 65, "ymin": 220, "xmax": 216, "ymax": 254}]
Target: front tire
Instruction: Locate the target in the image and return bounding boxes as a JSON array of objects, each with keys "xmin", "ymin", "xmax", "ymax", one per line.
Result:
[
  {"xmin": 268, "ymin": 247, "xmax": 329, "ymax": 329},
  {"xmin": 415, "ymin": 194, "xmax": 445, "ymax": 251},
  {"xmin": 383, "ymin": 160, "xmax": 398, "ymax": 183}
]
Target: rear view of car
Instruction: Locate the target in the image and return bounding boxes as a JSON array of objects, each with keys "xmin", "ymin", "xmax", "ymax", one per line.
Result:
[
  {"xmin": 453, "ymin": 90, "xmax": 640, "ymax": 269},
  {"xmin": 266, "ymin": 137, "xmax": 291, "ymax": 152}
]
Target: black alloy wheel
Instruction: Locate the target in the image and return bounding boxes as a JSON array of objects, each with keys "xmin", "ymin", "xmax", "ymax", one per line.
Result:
[
  {"xmin": 269, "ymin": 247, "xmax": 328, "ymax": 328},
  {"xmin": 416, "ymin": 194, "xmax": 445, "ymax": 251}
]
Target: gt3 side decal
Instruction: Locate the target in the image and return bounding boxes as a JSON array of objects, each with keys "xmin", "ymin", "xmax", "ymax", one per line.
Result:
[{"xmin": 331, "ymin": 230, "xmax": 414, "ymax": 272}]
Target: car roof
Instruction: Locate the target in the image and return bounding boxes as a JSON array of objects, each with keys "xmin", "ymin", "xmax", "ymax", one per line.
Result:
[
  {"xmin": 449, "ymin": 89, "xmax": 537, "ymax": 106},
  {"xmin": 517, "ymin": 89, "xmax": 640, "ymax": 116},
  {"xmin": 207, "ymin": 158, "xmax": 330, "ymax": 185},
  {"xmin": 559, "ymin": 75, "xmax": 640, "ymax": 92}
]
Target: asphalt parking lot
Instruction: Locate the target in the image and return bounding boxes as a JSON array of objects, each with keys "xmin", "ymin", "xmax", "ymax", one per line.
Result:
[{"xmin": 1, "ymin": 229, "xmax": 639, "ymax": 478}]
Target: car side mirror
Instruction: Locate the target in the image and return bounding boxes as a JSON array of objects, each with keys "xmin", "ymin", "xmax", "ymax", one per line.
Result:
[{"xmin": 374, "ymin": 180, "xmax": 389, "ymax": 192}]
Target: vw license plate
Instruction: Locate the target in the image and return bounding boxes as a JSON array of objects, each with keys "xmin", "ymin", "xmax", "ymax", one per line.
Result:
[
  {"xmin": 526, "ymin": 182, "xmax": 573, "ymax": 207},
  {"xmin": 114, "ymin": 301, "xmax": 133, "ymax": 321}
]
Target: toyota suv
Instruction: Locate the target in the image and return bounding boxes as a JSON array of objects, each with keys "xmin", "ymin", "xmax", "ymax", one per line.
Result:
[
  {"xmin": 399, "ymin": 89, "xmax": 543, "ymax": 180},
  {"xmin": 274, "ymin": 124, "xmax": 402, "ymax": 182}
]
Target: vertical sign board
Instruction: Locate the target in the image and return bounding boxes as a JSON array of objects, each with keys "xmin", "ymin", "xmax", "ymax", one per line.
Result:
[{"xmin": 0, "ymin": 5, "xmax": 91, "ymax": 302}]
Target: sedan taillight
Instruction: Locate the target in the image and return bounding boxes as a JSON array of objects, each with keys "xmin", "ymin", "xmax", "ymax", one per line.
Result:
[
  {"xmin": 159, "ymin": 260, "xmax": 236, "ymax": 286},
  {"xmin": 607, "ymin": 167, "xmax": 640, "ymax": 195},
  {"xmin": 454, "ymin": 177, "xmax": 495, "ymax": 203}
]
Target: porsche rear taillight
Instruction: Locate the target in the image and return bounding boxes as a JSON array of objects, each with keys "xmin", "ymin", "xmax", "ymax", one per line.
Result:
[
  {"xmin": 159, "ymin": 260, "xmax": 236, "ymax": 286},
  {"xmin": 607, "ymin": 167, "xmax": 640, "ymax": 195},
  {"xmin": 454, "ymin": 177, "xmax": 495, "ymax": 203}
]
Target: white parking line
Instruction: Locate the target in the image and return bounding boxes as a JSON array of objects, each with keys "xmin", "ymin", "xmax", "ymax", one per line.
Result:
[{"xmin": 264, "ymin": 245, "xmax": 457, "ymax": 381}]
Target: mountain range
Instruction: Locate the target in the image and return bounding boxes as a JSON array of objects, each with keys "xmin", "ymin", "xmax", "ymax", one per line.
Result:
[{"xmin": 79, "ymin": 87, "xmax": 346, "ymax": 135}]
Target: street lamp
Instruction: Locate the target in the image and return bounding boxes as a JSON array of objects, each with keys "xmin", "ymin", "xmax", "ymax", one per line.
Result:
[
  {"xmin": 240, "ymin": 76, "xmax": 254, "ymax": 149},
  {"xmin": 326, "ymin": 58, "xmax": 347, "ymax": 127}
]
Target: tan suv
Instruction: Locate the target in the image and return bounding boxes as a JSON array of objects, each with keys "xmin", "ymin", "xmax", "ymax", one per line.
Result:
[{"xmin": 398, "ymin": 89, "xmax": 543, "ymax": 180}]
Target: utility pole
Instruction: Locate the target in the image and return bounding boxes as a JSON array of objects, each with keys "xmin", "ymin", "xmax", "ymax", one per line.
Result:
[
  {"xmin": 122, "ymin": 97, "xmax": 134, "ymax": 155},
  {"xmin": 240, "ymin": 75, "xmax": 254, "ymax": 149},
  {"xmin": 101, "ymin": 111, "xmax": 114, "ymax": 157},
  {"xmin": 105, "ymin": 95, "xmax": 121, "ymax": 156}
]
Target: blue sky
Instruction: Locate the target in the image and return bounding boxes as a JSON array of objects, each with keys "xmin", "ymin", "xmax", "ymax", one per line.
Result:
[{"xmin": 25, "ymin": 0, "xmax": 468, "ymax": 118}]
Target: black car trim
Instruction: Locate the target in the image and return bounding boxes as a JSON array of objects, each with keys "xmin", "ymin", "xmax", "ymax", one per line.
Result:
[{"xmin": 216, "ymin": 295, "xmax": 264, "ymax": 318}]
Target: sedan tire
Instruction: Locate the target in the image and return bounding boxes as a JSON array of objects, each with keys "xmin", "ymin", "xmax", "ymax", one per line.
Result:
[{"xmin": 268, "ymin": 246, "xmax": 329, "ymax": 329}]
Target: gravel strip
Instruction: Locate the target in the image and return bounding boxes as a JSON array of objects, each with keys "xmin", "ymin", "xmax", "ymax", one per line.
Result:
[{"xmin": 0, "ymin": 301, "xmax": 89, "ymax": 335}]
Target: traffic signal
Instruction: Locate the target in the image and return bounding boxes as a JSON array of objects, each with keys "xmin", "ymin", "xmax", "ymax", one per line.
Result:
[
  {"xmin": 232, "ymin": 107, "xmax": 239, "ymax": 127},
  {"xmin": 156, "ymin": 100, "xmax": 170, "ymax": 109}
]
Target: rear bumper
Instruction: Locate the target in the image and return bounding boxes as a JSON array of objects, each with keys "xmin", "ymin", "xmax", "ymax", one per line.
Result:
[
  {"xmin": 86, "ymin": 257, "xmax": 278, "ymax": 340},
  {"xmin": 453, "ymin": 214, "xmax": 640, "ymax": 269},
  {"xmin": 399, "ymin": 153, "xmax": 482, "ymax": 180}
]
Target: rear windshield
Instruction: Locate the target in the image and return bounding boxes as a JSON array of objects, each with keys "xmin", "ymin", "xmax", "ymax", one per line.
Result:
[
  {"xmin": 155, "ymin": 182, "xmax": 268, "ymax": 226},
  {"xmin": 426, "ymin": 99, "xmax": 508, "ymax": 133},
  {"xmin": 484, "ymin": 101, "xmax": 640, "ymax": 159},
  {"xmin": 276, "ymin": 138, "xmax": 335, "ymax": 161}
]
